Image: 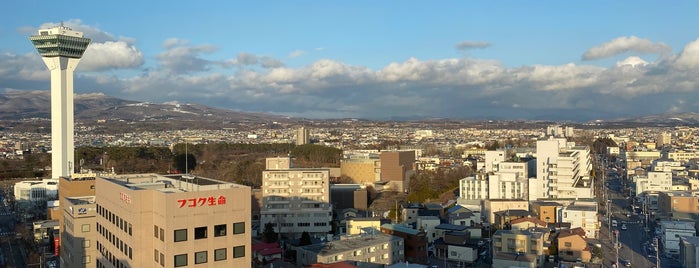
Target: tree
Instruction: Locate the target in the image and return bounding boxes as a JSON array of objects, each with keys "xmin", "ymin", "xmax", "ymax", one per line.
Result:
[
  {"xmin": 300, "ymin": 231, "xmax": 312, "ymax": 246},
  {"xmin": 262, "ymin": 222, "xmax": 278, "ymax": 243},
  {"xmin": 173, "ymin": 153, "xmax": 197, "ymax": 173}
]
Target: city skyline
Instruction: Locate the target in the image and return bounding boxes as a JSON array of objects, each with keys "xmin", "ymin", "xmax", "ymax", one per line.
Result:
[{"xmin": 3, "ymin": 1, "xmax": 699, "ymax": 121}]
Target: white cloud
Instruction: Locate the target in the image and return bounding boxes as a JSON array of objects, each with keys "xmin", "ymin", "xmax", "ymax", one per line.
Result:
[
  {"xmin": 674, "ymin": 38, "xmax": 699, "ymax": 69},
  {"xmin": 289, "ymin": 50, "xmax": 306, "ymax": 58},
  {"xmin": 582, "ymin": 36, "xmax": 671, "ymax": 60},
  {"xmin": 455, "ymin": 41, "xmax": 492, "ymax": 50},
  {"xmin": 80, "ymin": 41, "xmax": 143, "ymax": 71}
]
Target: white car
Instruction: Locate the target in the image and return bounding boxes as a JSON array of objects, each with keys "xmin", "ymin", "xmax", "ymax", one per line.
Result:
[{"xmin": 621, "ymin": 224, "xmax": 628, "ymax": 230}]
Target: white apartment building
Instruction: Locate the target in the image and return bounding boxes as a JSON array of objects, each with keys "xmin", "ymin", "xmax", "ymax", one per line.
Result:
[
  {"xmin": 558, "ymin": 202, "xmax": 599, "ymax": 238},
  {"xmin": 530, "ymin": 138, "xmax": 593, "ymax": 200},
  {"xmin": 485, "ymin": 150, "xmax": 506, "ymax": 172},
  {"xmin": 634, "ymin": 171, "xmax": 672, "ymax": 194},
  {"xmin": 664, "ymin": 151, "xmax": 698, "ymax": 164},
  {"xmin": 261, "ymin": 157, "xmax": 332, "ymax": 238},
  {"xmin": 459, "ymin": 173, "xmax": 489, "ymax": 201},
  {"xmin": 296, "ymin": 233, "xmax": 404, "ymax": 267},
  {"xmin": 14, "ymin": 178, "xmax": 59, "ymax": 209},
  {"xmin": 652, "ymin": 160, "xmax": 685, "ymax": 173},
  {"xmin": 660, "ymin": 220, "xmax": 696, "ymax": 255},
  {"xmin": 487, "ymin": 172, "xmax": 528, "ymax": 200}
]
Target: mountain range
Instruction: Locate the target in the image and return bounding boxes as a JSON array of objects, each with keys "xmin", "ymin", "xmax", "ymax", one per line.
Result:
[{"xmin": 0, "ymin": 90, "xmax": 698, "ymax": 128}]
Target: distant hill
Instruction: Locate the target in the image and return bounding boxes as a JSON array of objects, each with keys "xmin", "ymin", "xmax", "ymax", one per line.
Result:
[
  {"xmin": 0, "ymin": 90, "xmax": 297, "ymax": 131},
  {"xmin": 595, "ymin": 112, "xmax": 699, "ymax": 126}
]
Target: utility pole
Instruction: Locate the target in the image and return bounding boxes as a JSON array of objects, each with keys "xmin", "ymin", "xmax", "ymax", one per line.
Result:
[
  {"xmin": 654, "ymin": 237, "xmax": 660, "ymax": 268},
  {"xmin": 615, "ymin": 230, "xmax": 620, "ymax": 268}
]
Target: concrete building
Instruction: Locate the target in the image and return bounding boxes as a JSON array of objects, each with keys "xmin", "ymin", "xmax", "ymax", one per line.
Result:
[
  {"xmin": 487, "ymin": 172, "xmax": 529, "ymax": 200},
  {"xmin": 665, "ymin": 150, "xmax": 699, "ymax": 164},
  {"xmin": 633, "ymin": 171, "xmax": 672, "ymax": 194},
  {"xmin": 94, "ymin": 173, "xmax": 251, "ymax": 267},
  {"xmin": 492, "ymin": 229, "xmax": 546, "ymax": 267},
  {"xmin": 14, "ymin": 178, "xmax": 59, "ymax": 210},
  {"xmin": 484, "ymin": 199, "xmax": 529, "ymax": 224},
  {"xmin": 659, "ymin": 220, "xmax": 696, "ymax": 256},
  {"xmin": 658, "ymin": 191, "xmax": 699, "ymax": 218},
  {"xmin": 29, "ymin": 25, "xmax": 90, "ymax": 179},
  {"xmin": 679, "ymin": 236, "xmax": 699, "ymax": 268},
  {"xmin": 458, "ymin": 173, "xmax": 488, "ymax": 202},
  {"xmin": 60, "ymin": 196, "xmax": 96, "ymax": 267},
  {"xmin": 346, "ymin": 218, "xmax": 382, "ymax": 235},
  {"xmin": 530, "ymin": 137, "xmax": 593, "ymax": 200},
  {"xmin": 379, "ymin": 151, "xmax": 416, "ymax": 192},
  {"xmin": 340, "ymin": 158, "xmax": 381, "ymax": 185},
  {"xmin": 556, "ymin": 229, "xmax": 591, "ymax": 263},
  {"xmin": 296, "ymin": 233, "xmax": 404, "ymax": 267},
  {"xmin": 558, "ymin": 202, "xmax": 598, "ymax": 239},
  {"xmin": 380, "ymin": 223, "xmax": 428, "ymax": 264},
  {"xmin": 656, "ymin": 132, "xmax": 672, "ymax": 148},
  {"xmin": 261, "ymin": 157, "xmax": 332, "ymax": 238},
  {"xmin": 296, "ymin": 127, "xmax": 310, "ymax": 145},
  {"xmin": 531, "ymin": 201, "xmax": 562, "ymax": 224},
  {"xmin": 484, "ymin": 150, "xmax": 506, "ymax": 172}
]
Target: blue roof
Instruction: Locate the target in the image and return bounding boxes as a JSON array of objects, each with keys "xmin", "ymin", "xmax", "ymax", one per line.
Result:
[{"xmin": 381, "ymin": 223, "xmax": 420, "ymax": 235}]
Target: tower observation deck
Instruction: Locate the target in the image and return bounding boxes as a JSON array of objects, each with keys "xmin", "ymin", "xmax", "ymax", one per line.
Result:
[{"xmin": 29, "ymin": 25, "xmax": 90, "ymax": 179}]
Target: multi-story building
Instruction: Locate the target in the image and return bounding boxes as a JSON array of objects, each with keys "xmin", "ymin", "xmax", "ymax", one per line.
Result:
[
  {"xmin": 656, "ymin": 132, "xmax": 672, "ymax": 148},
  {"xmin": 484, "ymin": 150, "xmax": 506, "ymax": 172},
  {"xmin": 664, "ymin": 150, "xmax": 699, "ymax": 164},
  {"xmin": 531, "ymin": 201, "xmax": 562, "ymax": 224},
  {"xmin": 261, "ymin": 157, "xmax": 332, "ymax": 238},
  {"xmin": 296, "ymin": 127, "xmax": 310, "ymax": 145},
  {"xmin": 296, "ymin": 233, "xmax": 404, "ymax": 267},
  {"xmin": 60, "ymin": 196, "xmax": 96, "ymax": 267},
  {"xmin": 346, "ymin": 218, "xmax": 382, "ymax": 235},
  {"xmin": 679, "ymin": 236, "xmax": 699, "ymax": 268},
  {"xmin": 379, "ymin": 150, "xmax": 416, "ymax": 192},
  {"xmin": 380, "ymin": 223, "xmax": 428, "ymax": 264},
  {"xmin": 634, "ymin": 171, "xmax": 672, "ymax": 194},
  {"xmin": 556, "ymin": 229, "xmax": 591, "ymax": 262},
  {"xmin": 530, "ymin": 137, "xmax": 593, "ymax": 200},
  {"xmin": 94, "ymin": 173, "xmax": 251, "ymax": 267},
  {"xmin": 340, "ymin": 158, "xmax": 380, "ymax": 185},
  {"xmin": 659, "ymin": 220, "xmax": 696, "ymax": 256},
  {"xmin": 658, "ymin": 191, "xmax": 699, "ymax": 218},
  {"xmin": 14, "ymin": 178, "xmax": 58, "ymax": 210},
  {"xmin": 459, "ymin": 173, "xmax": 489, "ymax": 202},
  {"xmin": 484, "ymin": 199, "xmax": 529, "ymax": 224},
  {"xmin": 558, "ymin": 201, "xmax": 598, "ymax": 239},
  {"xmin": 487, "ymin": 172, "xmax": 528, "ymax": 200},
  {"xmin": 492, "ymin": 229, "xmax": 546, "ymax": 267}
]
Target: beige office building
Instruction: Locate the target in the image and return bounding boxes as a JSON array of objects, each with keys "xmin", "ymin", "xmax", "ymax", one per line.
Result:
[
  {"xmin": 61, "ymin": 196, "xmax": 97, "ymax": 267},
  {"xmin": 94, "ymin": 174, "xmax": 251, "ymax": 268}
]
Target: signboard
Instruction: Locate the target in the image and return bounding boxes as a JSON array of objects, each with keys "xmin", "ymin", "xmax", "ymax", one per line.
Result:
[
  {"xmin": 78, "ymin": 208, "xmax": 87, "ymax": 215},
  {"xmin": 54, "ymin": 237, "xmax": 60, "ymax": 256},
  {"xmin": 177, "ymin": 196, "xmax": 226, "ymax": 208},
  {"xmin": 120, "ymin": 192, "xmax": 132, "ymax": 204}
]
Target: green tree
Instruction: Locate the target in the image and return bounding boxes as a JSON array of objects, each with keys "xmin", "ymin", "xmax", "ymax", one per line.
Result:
[
  {"xmin": 262, "ymin": 222, "xmax": 278, "ymax": 243},
  {"xmin": 299, "ymin": 231, "xmax": 312, "ymax": 246},
  {"xmin": 173, "ymin": 153, "xmax": 197, "ymax": 173}
]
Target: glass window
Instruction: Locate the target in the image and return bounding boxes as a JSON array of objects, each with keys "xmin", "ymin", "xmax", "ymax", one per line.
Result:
[
  {"xmin": 233, "ymin": 245, "xmax": 245, "ymax": 258},
  {"xmin": 174, "ymin": 254, "xmax": 187, "ymax": 267},
  {"xmin": 82, "ymin": 224, "xmax": 91, "ymax": 232},
  {"xmin": 160, "ymin": 228, "xmax": 164, "ymax": 242},
  {"xmin": 174, "ymin": 229, "xmax": 187, "ymax": 242},
  {"xmin": 154, "ymin": 225, "xmax": 159, "ymax": 238},
  {"xmin": 214, "ymin": 248, "xmax": 227, "ymax": 261},
  {"xmin": 154, "ymin": 249, "xmax": 159, "ymax": 262},
  {"xmin": 233, "ymin": 222, "xmax": 245, "ymax": 234},
  {"xmin": 214, "ymin": 224, "xmax": 226, "ymax": 237},
  {"xmin": 160, "ymin": 253, "xmax": 165, "ymax": 266},
  {"xmin": 195, "ymin": 226, "xmax": 208, "ymax": 239},
  {"xmin": 83, "ymin": 240, "xmax": 90, "ymax": 248},
  {"xmin": 195, "ymin": 251, "xmax": 207, "ymax": 264}
]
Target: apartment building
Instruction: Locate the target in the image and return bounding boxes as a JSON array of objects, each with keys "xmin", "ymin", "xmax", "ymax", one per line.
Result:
[
  {"xmin": 261, "ymin": 157, "xmax": 332, "ymax": 238},
  {"xmin": 634, "ymin": 171, "xmax": 672, "ymax": 194},
  {"xmin": 658, "ymin": 191, "xmax": 699, "ymax": 217},
  {"xmin": 558, "ymin": 201, "xmax": 598, "ymax": 239},
  {"xmin": 340, "ymin": 158, "xmax": 380, "ymax": 185},
  {"xmin": 94, "ymin": 174, "xmax": 251, "ymax": 267},
  {"xmin": 492, "ymin": 229, "xmax": 546, "ymax": 267},
  {"xmin": 660, "ymin": 220, "xmax": 696, "ymax": 256},
  {"xmin": 530, "ymin": 137, "xmax": 593, "ymax": 200},
  {"xmin": 296, "ymin": 233, "xmax": 404, "ymax": 267}
]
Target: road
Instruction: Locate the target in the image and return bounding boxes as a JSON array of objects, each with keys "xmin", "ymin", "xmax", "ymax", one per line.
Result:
[{"xmin": 595, "ymin": 155, "xmax": 683, "ymax": 268}]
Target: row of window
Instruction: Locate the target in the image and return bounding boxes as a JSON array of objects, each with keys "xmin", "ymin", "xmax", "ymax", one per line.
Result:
[
  {"xmin": 173, "ymin": 222, "xmax": 245, "ymax": 242},
  {"xmin": 267, "ymin": 222, "xmax": 327, "ymax": 227},
  {"xmin": 97, "ymin": 241, "xmax": 129, "ymax": 268},
  {"xmin": 96, "ymin": 204, "xmax": 133, "ymax": 236},
  {"xmin": 97, "ymin": 222, "xmax": 133, "ymax": 260},
  {"xmin": 172, "ymin": 246, "xmax": 245, "ymax": 267}
]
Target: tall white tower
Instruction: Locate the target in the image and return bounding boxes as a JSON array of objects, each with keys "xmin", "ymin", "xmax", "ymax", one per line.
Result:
[{"xmin": 30, "ymin": 25, "xmax": 90, "ymax": 178}]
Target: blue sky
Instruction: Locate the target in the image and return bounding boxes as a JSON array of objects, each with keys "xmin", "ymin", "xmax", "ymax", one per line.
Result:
[{"xmin": 3, "ymin": 1, "xmax": 699, "ymax": 121}]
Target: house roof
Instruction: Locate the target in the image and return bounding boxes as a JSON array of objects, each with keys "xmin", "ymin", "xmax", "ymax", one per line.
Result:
[{"xmin": 510, "ymin": 217, "xmax": 547, "ymax": 226}]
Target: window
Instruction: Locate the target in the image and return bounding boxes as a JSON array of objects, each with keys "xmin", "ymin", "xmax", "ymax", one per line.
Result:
[
  {"xmin": 83, "ymin": 240, "xmax": 90, "ymax": 248},
  {"xmin": 564, "ymin": 242, "xmax": 572, "ymax": 247},
  {"xmin": 195, "ymin": 226, "xmax": 208, "ymax": 239},
  {"xmin": 174, "ymin": 229, "xmax": 187, "ymax": 242},
  {"xmin": 214, "ymin": 248, "xmax": 227, "ymax": 261},
  {"xmin": 154, "ymin": 225, "xmax": 159, "ymax": 238},
  {"xmin": 160, "ymin": 253, "xmax": 165, "ymax": 266},
  {"xmin": 195, "ymin": 251, "xmax": 207, "ymax": 264},
  {"xmin": 155, "ymin": 249, "xmax": 159, "ymax": 262},
  {"xmin": 233, "ymin": 222, "xmax": 245, "ymax": 234},
  {"xmin": 160, "ymin": 228, "xmax": 164, "ymax": 242},
  {"xmin": 174, "ymin": 254, "xmax": 187, "ymax": 267},
  {"xmin": 82, "ymin": 224, "xmax": 91, "ymax": 232},
  {"xmin": 233, "ymin": 245, "xmax": 245, "ymax": 258},
  {"xmin": 214, "ymin": 224, "xmax": 226, "ymax": 237},
  {"xmin": 82, "ymin": 256, "xmax": 91, "ymax": 264}
]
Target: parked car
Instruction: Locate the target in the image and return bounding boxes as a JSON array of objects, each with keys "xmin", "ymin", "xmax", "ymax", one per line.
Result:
[{"xmin": 621, "ymin": 224, "xmax": 627, "ymax": 230}]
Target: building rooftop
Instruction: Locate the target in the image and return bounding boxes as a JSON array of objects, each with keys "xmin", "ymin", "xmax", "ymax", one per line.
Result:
[
  {"xmin": 435, "ymin": 224, "xmax": 469, "ymax": 231},
  {"xmin": 99, "ymin": 173, "xmax": 247, "ymax": 193},
  {"xmin": 299, "ymin": 233, "xmax": 400, "ymax": 256},
  {"xmin": 381, "ymin": 223, "xmax": 420, "ymax": 235}
]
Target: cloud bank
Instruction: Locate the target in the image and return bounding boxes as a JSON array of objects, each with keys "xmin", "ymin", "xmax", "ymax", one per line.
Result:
[{"xmin": 5, "ymin": 22, "xmax": 699, "ymax": 121}]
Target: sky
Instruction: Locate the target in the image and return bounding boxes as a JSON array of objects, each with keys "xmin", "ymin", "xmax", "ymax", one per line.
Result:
[{"xmin": 3, "ymin": 1, "xmax": 699, "ymax": 121}]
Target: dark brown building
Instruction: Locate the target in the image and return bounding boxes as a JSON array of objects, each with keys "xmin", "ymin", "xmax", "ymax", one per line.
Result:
[
  {"xmin": 381, "ymin": 223, "xmax": 428, "ymax": 264},
  {"xmin": 380, "ymin": 151, "xmax": 415, "ymax": 192}
]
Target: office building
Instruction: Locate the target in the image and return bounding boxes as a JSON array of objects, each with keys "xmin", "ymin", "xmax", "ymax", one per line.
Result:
[
  {"xmin": 29, "ymin": 25, "xmax": 90, "ymax": 178},
  {"xmin": 93, "ymin": 173, "xmax": 251, "ymax": 267},
  {"xmin": 296, "ymin": 127, "xmax": 310, "ymax": 145},
  {"xmin": 379, "ymin": 151, "xmax": 416, "ymax": 192},
  {"xmin": 14, "ymin": 178, "xmax": 58, "ymax": 210},
  {"xmin": 61, "ymin": 196, "xmax": 97, "ymax": 267}
]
